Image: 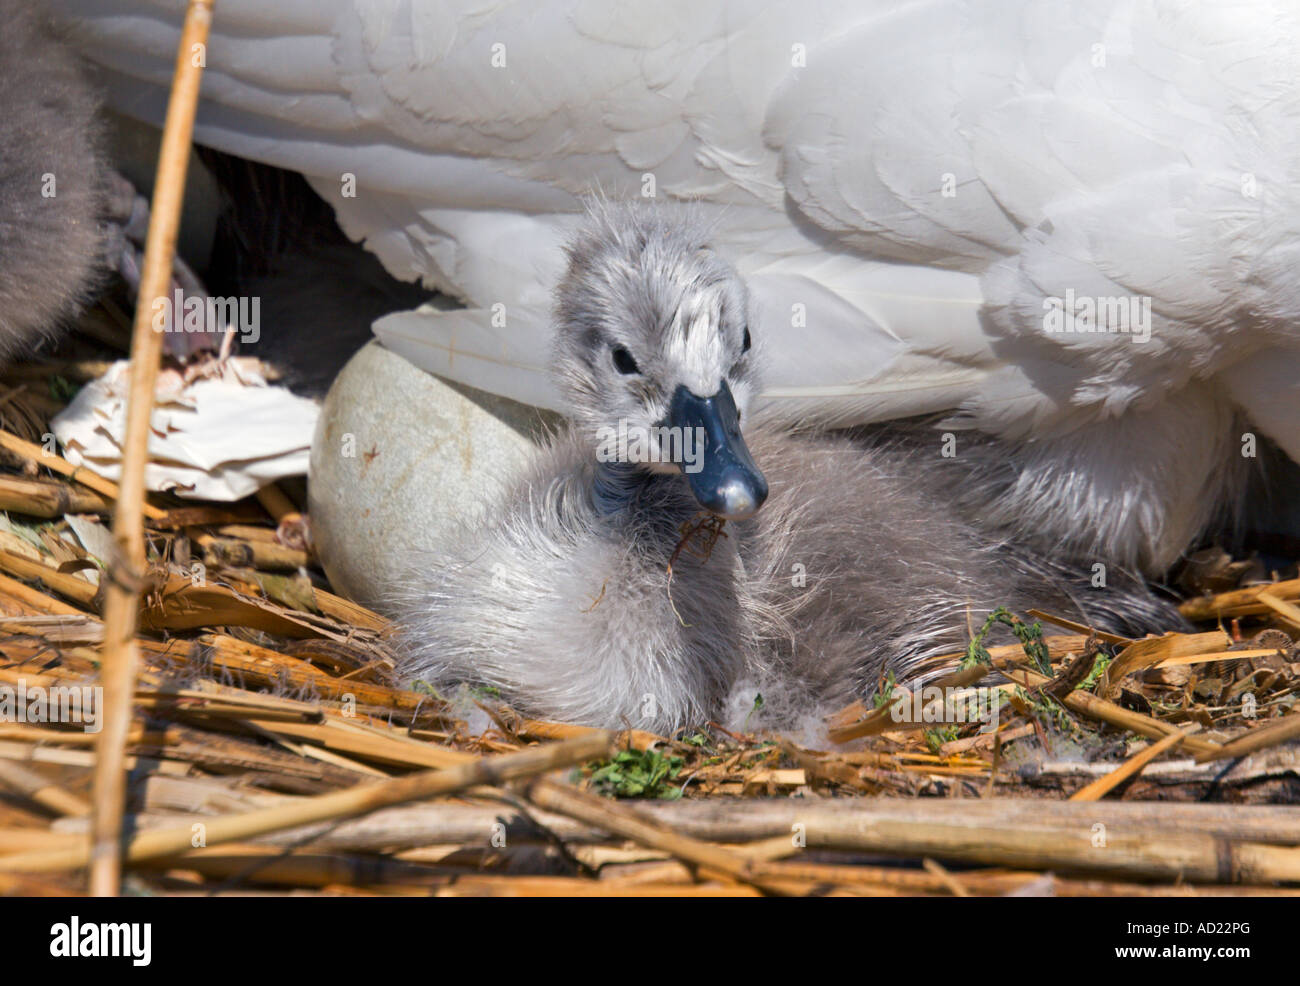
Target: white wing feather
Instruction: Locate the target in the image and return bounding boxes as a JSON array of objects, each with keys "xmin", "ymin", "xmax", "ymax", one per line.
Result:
[{"xmin": 50, "ymin": 0, "xmax": 1300, "ymax": 458}]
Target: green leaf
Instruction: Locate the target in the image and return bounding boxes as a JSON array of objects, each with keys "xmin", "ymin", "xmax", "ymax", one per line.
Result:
[{"xmin": 588, "ymin": 747, "xmax": 686, "ymax": 800}]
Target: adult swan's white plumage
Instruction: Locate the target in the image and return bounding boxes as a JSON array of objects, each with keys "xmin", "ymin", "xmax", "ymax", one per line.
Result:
[{"xmin": 53, "ymin": 0, "xmax": 1300, "ymax": 573}]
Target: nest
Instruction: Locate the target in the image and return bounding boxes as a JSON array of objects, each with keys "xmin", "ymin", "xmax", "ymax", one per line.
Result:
[{"xmin": 0, "ymin": 328, "xmax": 1299, "ymax": 897}]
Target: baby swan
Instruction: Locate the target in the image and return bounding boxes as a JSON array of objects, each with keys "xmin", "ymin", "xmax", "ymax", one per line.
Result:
[{"xmin": 394, "ymin": 204, "xmax": 1178, "ymax": 733}]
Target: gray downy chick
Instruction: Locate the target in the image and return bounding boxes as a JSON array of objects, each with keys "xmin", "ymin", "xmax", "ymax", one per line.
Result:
[
  {"xmin": 391, "ymin": 201, "xmax": 1181, "ymax": 734},
  {"xmin": 0, "ymin": 0, "xmax": 112, "ymax": 358}
]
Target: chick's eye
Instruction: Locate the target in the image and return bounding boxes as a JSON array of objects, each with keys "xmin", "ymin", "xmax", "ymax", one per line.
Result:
[
  {"xmin": 612, "ymin": 346, "xmax": 640, "ymax": 375},
  {"xmin": 741, "ymin": 326, "xmax": 752, "ymax": 353}
]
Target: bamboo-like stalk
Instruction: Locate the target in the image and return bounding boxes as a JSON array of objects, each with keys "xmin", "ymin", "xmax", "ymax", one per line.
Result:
[
  {"xmin": 40, "ymin": 793, "xmax": 1300, "ymax": 864},
  {"xmin": 1, "ymin": 732, "xmax": 613, "ymax": 874},
  {"xmin": 530, "ymin": 778, "xmax": 1300, "ymax": 885},
  {"xmin": 195, "ymin": 533, "xmax": 313, "ymax": 571},
  {"xmin": 436, "ymin": 877, "xmax": 762, "ymax": 897},
  {"xmin": 1058, "ymin": 689, "xmax": 1220, "ymax": 756},
  {"xmin": 1179, "ymin": 577, "xmax": 1300, "ymax": 621},
  {"xmin": 505, "ymin": 715, "xmax": 666, "ymax": 752},
  {"xmin": 0, "ymin": 723, "xmax": 140, "ymax": 748},
  {"xmin": 254, "ymin": 483, "xmax": 297, "ymax": 522},
  {"xmin": 0, "ymin": 741, "xmax": 176, "ymax": 777},
  {"xmin": 135, "ymin": 636, "xmax": 422, "ymax": 712},
  {"xmin": 0, "ymin": 571, "xmax": 85, "ymax": 616},
  {"xmin": 631, "ymin": 799, "xmax": 1300, "ymax": 847},
  {"xmin": 90, "ymin": 0, "xmax": 214, "ymax": 898},
  {"xmin": 0, "ymin": 829, "xmax": 82, "ymax": 854},
  {"xmin": 0, "ymin": 475, "xmax": 111, "ymax": 517},
  {"xmin": 0, "ymin": 550, "xmax": 99, "ymax": 607},
  {"xmin": 796, "ymin": 814, "xmax": 1300, "ymax": 883},
  {"xmin": 0, "ymin": 429, "xmax": 165, "ymax": 520},
  {"xmin": 140, "ymin": 843, "xmax": 442, "ymax": 890},
  {"xmin": 0, "ymin": 761, "xmax": 90, "ymax": 817},
  {"xmin": 249, "ymin": 718, "xmax": 474, "ymax": 770}
]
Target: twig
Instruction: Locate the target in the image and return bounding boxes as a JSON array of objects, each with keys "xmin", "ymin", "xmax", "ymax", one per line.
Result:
[
  {"xmin": 0, "ymin": 761, "xmax": 90, "ymax": 817},
  {"xmin": 90, "ymin": 0, "xmax": 214, "ymax": 898},
  {"xmin": 1179, "ymin": 578, "xmax": 1300, "ymax": 621},
  {"xmin": 999, "ymin": 665, "xmax": 1222, "ymax": 758},
  {"xmin": 1068, "ymin": 726, "xmax": 1198, "ymax": 802},
  {"xmin": 1024, "ymin": 609, "xmax": 1132, "ymax": 645},
  {"xmin": 1256, "ymin": 592, "xmax": 1300, "ymax": 633},
  {"xmin": 524, "ymin": 777, "xmax": 808, "ymax": 895},
  {"xmin": 921, "ymin": 857, "xmax": 971, "ymax": 897},
  {"xmin": 0, "ymin": 429, "xmax": 166, "ymax": 521},
  {"xmin": 0, "ymin": 475, "xmax": 111, "ymax": 517},
  {"xmin": 665, "ymin": 512, "xmax": 726, "ymax": 627},
  {"xmin": 2, "ymin": 732, "xmax": 613, "ymax": 874},
  {"xmin": 254, "ymin": 483, "xmax": 297, "ymax": 522},
  {"xmin": 194, "ymin": 533, "xmax": 313, "ymax": 571},
  {"xmin": 1194, "ymin": 713, "xmax": 1300, "ymax": 764},
  {"xmin": 0, "ymin": 549, "xmax": 99, "ymax": 608}
]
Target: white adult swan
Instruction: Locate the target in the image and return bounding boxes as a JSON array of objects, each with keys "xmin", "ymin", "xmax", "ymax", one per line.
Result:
[{"xmin": 51, "ymin": 0, "xmax": 1300, "ymax": 574}]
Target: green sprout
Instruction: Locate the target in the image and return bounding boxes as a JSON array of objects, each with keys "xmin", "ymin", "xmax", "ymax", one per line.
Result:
[
  {"xmin": 588, "ymin": 748, "xmax": 685, "ymax": 800},
  {"xmin": 963, "ymin": 606, "xmax": 1052, "ymax": 674}
]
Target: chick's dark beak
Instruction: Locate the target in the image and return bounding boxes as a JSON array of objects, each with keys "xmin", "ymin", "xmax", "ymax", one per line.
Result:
[{"xmin": 667, "ymin": 382, "xmax": 768, "ymax": 520}]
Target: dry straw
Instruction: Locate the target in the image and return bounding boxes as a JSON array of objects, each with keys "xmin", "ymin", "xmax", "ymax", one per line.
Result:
[{"xmin": 90, "ymin": 0, "xmax": 214, "ymax": 897}]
